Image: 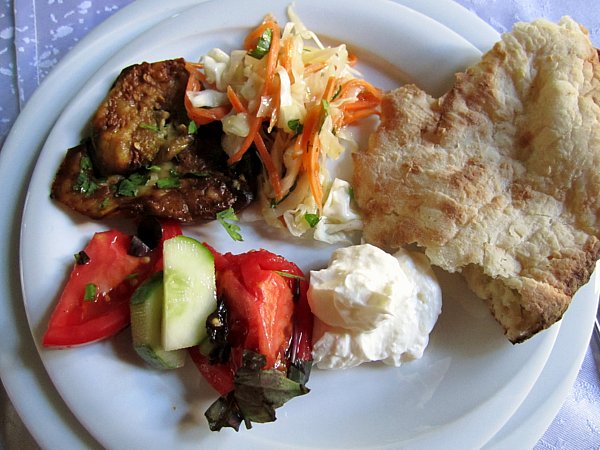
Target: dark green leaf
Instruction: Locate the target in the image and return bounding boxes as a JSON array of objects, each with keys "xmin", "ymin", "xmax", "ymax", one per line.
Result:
[
  {"xmin": 204, "ymin": 350, "xmax": 311, "ymax": 432},
  {"xmin": 248, "ymin": 28, "xmax": 273, "ymax": 59},
  {"xmin": 74, "ymin": 251, "xmax": 90, "ymax": 265},
  {"xmin": 286, "ymin": 360, "xmax": 312, "ymax": 386}
]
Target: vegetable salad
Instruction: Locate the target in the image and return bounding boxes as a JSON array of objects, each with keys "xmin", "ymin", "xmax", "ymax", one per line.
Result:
[{"xmin": 185, "ymin": 6, "xmax": 381, "ymax": 243}]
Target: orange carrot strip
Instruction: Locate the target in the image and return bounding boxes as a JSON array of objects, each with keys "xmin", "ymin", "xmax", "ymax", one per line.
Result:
[
  {"xmin": 253, "ymin": 133, "xmax": 283, "ymax": 200},
  {"xmin": 226, "ymin": 86, "xmax": 283, "ymax": 200},
  {"xmin": 227, "ymin": 18, "xmax": 281, "ymax": 164},
  {"xmin": 226, "ymin": 85, "xmax": 246, "ymax": 112},
  {"xmin": 280, "ymin": 36, "xmax": 295, "ymax": 83},
  {"xmin": 304, "ymin": 61, "xmax": 327, "ymax": 74},
  {"xmin": 184, "ymin": 63, "xmax": 230, "ymax": 125}
]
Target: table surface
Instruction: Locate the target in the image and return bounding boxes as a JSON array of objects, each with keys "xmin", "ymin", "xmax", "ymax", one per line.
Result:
[{"xmin": 1, "ymin": 0, "xmax": 600, "ymax": 449}]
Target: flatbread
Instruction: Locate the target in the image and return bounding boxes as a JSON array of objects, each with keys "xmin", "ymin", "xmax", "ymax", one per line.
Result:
[{"xmin": 353, "ymin": 17, "xmax": 600, "ymax": 343}]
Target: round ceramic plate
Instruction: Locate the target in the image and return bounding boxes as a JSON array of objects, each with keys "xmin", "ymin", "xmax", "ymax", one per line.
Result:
[
  {"xmin": 4, "ymin": 0, "xmax": 590, "ymax": 449},
  {"xmin": 19, "ymin": 1, "xmax": 559, "ymax": 448}
]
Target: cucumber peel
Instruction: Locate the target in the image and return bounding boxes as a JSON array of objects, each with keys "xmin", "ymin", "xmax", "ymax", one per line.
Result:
[
  {"xmin": 130, "ymin": 272, "xmax": 186, "ymax": 369},
  {"xmin": 162, "ymin": 235, "xmax": 217, "ymax": 351}
]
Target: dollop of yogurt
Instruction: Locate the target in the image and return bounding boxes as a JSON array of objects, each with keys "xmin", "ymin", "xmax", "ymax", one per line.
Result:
[{"xmin": 308, "ymin": 244, "xmax": 442, "ymax": 369}]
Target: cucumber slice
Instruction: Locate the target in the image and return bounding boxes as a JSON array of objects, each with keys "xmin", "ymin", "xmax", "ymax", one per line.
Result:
[
  {"xmin": 130, "ymin": 272, "xmax": 186, "ymax": 369},
  {"xmin": 162, "ymin": 235, "xmax": 217, "ymax": 351}
]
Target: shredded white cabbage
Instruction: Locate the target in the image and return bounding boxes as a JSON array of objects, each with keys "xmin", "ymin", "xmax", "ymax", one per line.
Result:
[{"xmin": 192, "ymin": 6, "xmax": 381, "ymax": 241}]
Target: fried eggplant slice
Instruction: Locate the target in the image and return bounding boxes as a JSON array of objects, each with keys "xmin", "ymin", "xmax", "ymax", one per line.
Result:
[
  {"xmin": 51, "ymin": 123, "xmax": 258, "ymax": 223},
  {"xmin": 91, "ymin": 58, "xmax": 193, "ymax": 176}
]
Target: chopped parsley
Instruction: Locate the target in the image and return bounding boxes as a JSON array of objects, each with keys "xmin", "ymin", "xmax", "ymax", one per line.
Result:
[
  {"xmin": 287, "ymin": 119, "xmax": 303, "ymax": 136},
  {"xmin": 83, "ymin": 283, "xmax": 98, "ymax": 302},
  {"xmin": 304, "ymin": 213, "xmax": 320, "ymax": 228},
  {"xmin": 248, "ymin": 28, "xmax": 273, "ymax": 59},
  {"xmin": 139, "ymin": 123, "xmax": 161, "ymax": 133},
  {"xmin": 73, "ymin": 154, "xmax": 100, "ymax": 196},
  {"xmin": 156, "ymin": 177, "xmax": 180, "ymax": 189},
  {"xmin": 216, "ymin": 207, "xmax": 243, "ymax": 242},
  {"xmin": 116, "ymin": 173, "xmax": 149, "ymax": 197},
  {"xmin": 188, "ymin": 121, "xmax": 198, "ymax": 135}
]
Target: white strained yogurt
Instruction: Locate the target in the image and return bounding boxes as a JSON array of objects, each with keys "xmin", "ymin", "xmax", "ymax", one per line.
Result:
[{"xmin": 308, "ymin": 244, "xmax": 442, "ymax": 369}]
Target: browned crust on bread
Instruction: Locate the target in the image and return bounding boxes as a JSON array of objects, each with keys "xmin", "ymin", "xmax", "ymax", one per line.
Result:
[{"xmin": 353, "ymin": 17, "xmax": 600, "ymax": 342}]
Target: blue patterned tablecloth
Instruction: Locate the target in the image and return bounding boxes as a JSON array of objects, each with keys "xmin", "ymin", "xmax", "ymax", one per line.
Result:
[{"xmin": 1, "ymin": 0, "xmax": 599, "ymax": 448}]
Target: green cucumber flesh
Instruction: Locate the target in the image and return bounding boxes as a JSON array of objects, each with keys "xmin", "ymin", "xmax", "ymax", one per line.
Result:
[
  {"xmin": 162, "ymin": 235, "xmax": 217, "ymax": 351},
  {"xmin": 130, "ymin": 272, "xmax": 186, "ymax": 369}
]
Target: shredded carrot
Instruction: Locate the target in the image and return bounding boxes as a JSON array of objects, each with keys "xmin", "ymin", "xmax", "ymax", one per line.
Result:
[
  {"xmin": 226, "ymin": 85, "xmax": 246, "ymax": 112},
  {"xmin": 347, "ymin": 52, "xmax": 358, "ymax": 67},
  {"xmin": 304, "ymin": 61, "xmax": 327, "ymax": 75},
  {"xmin": 298, "ymin": 103, "xmax": 325, "ymax": 211},
  {"xmin": 280, "ymin": 36, "xmax": 295, "ymax": 83},
  {"xmin": 226, "ymin": 85, "xmax": 283, "ymax": 200},
  {"xmin": 227, "ymin": 18, "xmax": 281, "ymax": 165},
  {"xmin": 184, "ymin": 62, "xmax": 230, "ymax": 125}
]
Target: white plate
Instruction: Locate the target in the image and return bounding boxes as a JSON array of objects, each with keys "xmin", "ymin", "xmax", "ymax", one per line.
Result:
[
  {"xmin": 2, "ymin": 0, "xmax": 592, "ymax": 449},
  {"xmin": 19, "ymin": 1, "xmax": 560, "ymax": 449}
]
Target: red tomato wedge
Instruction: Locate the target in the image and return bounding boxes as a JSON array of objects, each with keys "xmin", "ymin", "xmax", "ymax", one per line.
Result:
[
  {"xmin": 43, "ymin": 221, "xmax": 182, "ymax": 348},
  {"xmin": 43, "ymin": 230, "xmax": 149, "ymax": 347},
  {"xmin": 190, "ymin": 247, "xmax": 313, "ymax": 396}
]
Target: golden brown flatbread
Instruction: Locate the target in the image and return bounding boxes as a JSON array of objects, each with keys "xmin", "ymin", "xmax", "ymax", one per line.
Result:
[{"xmin": 353, "ymin": 17, "xmax": 600, "ymax": 343}]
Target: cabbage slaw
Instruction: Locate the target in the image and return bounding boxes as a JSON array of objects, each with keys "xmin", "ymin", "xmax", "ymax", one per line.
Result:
[{"xmin": 185, "ymin": 6, "xmax": 381, "ymax": 243}]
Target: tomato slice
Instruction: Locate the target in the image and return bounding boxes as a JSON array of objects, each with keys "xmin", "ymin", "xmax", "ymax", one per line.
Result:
[
  {"xmin": 43, "ymin": 230, "xmax": 152, "ymax": 347},
  {"xmin": 191, "ymin": 247, "xmax": 313, "ymax": 395}
]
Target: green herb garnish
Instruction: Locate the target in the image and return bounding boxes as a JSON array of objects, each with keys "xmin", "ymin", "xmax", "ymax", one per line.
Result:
[
  {"xmin": 287, "ymin": 119, "xmax": 303, "ymax": 135},
  {"xmin": 116, "ymin": 173, "xmax": 149, "ymax": 197},
  {"xmin": 188, "ymin": 121, "xmax": 198, "ymax": 135},
  {"xmin": 273, "ymin": 270, "xmax": 305, "ymax": 281},
  {"xmin": 156, "ymin": 177, "xmax": 180, "ymax": 189},
  {"xmin": 73, "ymin": 154, "xmax": 99, "ymax": 196},
  {"xmin": 83, "ymin": 283, "xmax": 98, "ymax": 302},
  {"xmin": 304, "ymin": 213, "xmax": 320, "ymax": 228},
  {"xmin": 139, "ymin": 123, "xmax": 161, "ymax": 133},
  {"xmin": 74, "ymin": 251, "xmax": 90, "ymax": 265},
  {"xmin": 216, "ymin": 207, "xmax": 243, "ymax": 241},
  {"xmin": 331, "ymin": 85, "xmax": 342, "ymax": 101},
  {"xmin": 204, "ymin": 350, "xmax": 310, "ymax": 431},
  {"xmin": 248, "ymin": 28, "xmax": 273, "ymax": 59},
  {"xmin": 321, "ymin": 99, "xmax": 331, "ymax": 116}
]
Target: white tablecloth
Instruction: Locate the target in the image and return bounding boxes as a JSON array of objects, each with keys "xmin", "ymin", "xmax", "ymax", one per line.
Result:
[{"xmin": 1, "ymin": 0, "xmax": 599, "ymax": 448}]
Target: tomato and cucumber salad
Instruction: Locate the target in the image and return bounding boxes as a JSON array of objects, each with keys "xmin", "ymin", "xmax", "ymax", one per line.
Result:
[{"xmin": 42, "ymin": 218, "xmax": 313, "ymax": 431}]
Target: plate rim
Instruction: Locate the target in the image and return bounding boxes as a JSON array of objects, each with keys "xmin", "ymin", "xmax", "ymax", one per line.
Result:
[{"xmin": 1, "ymin": 0, "xmax": 584, "ymax": 448}]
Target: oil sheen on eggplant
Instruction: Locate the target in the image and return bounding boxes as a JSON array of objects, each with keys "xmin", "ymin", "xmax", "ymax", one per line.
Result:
[{"xmin": 50, "ymin": 59, "xmax": 259, "ymax": 223}]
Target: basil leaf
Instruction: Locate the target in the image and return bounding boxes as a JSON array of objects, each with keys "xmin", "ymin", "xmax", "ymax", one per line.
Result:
[
  {"xmin": 248, "ymin": 28, "xmax": 273, "ymax": 59},
  {"xmin": 83, "ymin": 283, "xmax": 98, "ymax": 302},
  {"xmin": 304, "ymin": 213, "xmax": 320, "ymax": 228},
  {"xmin": 216, "ymin": 207, "xmax": 243, "ymax": 242},
  {"xmin": 204, "ymin": 350, "xmax": 310, "ymax": 432}
]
